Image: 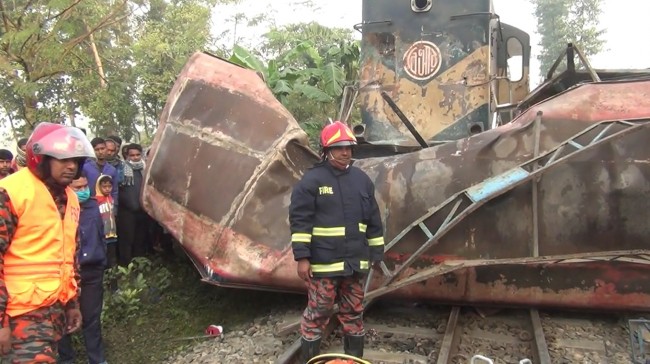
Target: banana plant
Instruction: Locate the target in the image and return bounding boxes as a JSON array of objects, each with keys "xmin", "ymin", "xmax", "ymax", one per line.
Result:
[
  {"xmin": 228, "ymin": 37, "xmax": 360, "ymax": 147},
  {"xmin": 228, "ymin": 41, "xmax": 357, "ymax": 105}
]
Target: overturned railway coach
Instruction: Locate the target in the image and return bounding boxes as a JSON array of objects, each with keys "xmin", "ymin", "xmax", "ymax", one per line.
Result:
[{"xmin": 142, "ymin": 0, "xmax": 650, "ymax": 312}]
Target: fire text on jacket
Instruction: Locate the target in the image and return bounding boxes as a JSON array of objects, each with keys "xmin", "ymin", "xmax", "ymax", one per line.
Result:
[{"xmin": 318, "ymin": 186, "xmax": 334, "ymax": 195}]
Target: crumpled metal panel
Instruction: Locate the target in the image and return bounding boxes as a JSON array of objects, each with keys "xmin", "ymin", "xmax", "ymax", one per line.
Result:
[
  {"xmin": 142, "ymin": 53, "xmax": 650, "ymax": 310},
  {"xmin": 142, "ymin": 53, "xmax": 316, "ymax": 291}
]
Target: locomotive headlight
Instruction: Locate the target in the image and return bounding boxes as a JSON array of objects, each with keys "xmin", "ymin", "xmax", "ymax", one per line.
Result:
[{"xmin": 411, "ymin": 0, "xmax": 432, "ymax": 12}]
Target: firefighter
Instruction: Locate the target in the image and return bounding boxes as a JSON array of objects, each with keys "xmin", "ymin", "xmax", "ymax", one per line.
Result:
[
  {"xmin": 290, "ymin": 121, "xmax": 385, "ymax": 362},
  {"xmin": 0, "ymin": 122, "xmax": 95, "ymax": 363}
]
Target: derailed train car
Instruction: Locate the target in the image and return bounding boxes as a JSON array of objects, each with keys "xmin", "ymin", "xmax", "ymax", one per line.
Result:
[{"xmin": 141, "ymin": 0, "xmax": 650, "ymax": 311}]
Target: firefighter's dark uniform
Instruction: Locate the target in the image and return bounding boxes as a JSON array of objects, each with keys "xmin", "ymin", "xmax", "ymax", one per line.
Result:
[{"xmin": 290, "ymin": 160, "xmax": 384, "ymax": 359}]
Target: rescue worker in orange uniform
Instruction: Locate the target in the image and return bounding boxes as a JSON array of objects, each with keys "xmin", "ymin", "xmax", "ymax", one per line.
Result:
[
  {"xmin": 0, "ymin": 122, "xmax": 95, "ymax": 362},
  {"xmin": 290, "ymin": 121, "xmax": 385, "ymax": 362}
]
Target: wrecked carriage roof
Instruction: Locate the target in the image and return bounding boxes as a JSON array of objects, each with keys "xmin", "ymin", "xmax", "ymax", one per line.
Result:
[{"xmin": 142, "ymin": 52, "xmax": 650, "ymax": 311}]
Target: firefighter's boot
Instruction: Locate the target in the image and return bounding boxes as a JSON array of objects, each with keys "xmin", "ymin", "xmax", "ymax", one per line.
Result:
[
  {"xmin": 344, "ymin": 334, "xmax": 364, "ymax": 358},
  {"xmin": 300, "ymin": 337, "xmax": 321, "ymax": 363}
]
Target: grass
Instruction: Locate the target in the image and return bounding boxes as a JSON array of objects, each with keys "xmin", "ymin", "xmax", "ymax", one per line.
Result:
[{"xmin": 68, "ymin": 253, "xmax": 304, "ymax": 363}]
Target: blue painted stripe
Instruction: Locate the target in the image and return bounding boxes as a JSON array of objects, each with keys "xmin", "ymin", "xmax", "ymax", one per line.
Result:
[{"xmin": 466, "ymin": 167, "xmax": 530, "ymax": 202}]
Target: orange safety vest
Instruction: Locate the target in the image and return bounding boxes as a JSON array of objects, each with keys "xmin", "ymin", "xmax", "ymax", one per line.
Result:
[{"xmin": 0, "ymin": 168, "xmax": 79, "ymax": 317}]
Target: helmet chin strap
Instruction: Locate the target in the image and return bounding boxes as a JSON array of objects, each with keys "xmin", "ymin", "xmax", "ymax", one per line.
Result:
[{"xmin": 328, "ymin": 151, "xmax": 350, "ymax": 170}]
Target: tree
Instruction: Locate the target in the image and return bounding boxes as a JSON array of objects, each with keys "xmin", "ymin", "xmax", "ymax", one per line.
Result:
[
  {"xmin": 104, "ymin": 0, "xmax": 218, "ymax": 140},
  {"xmin": 531, "ymin": 0, "xmax": 606, "ymax": 79},
  {"xmin": 0, "ymin": 1, "xmax": 356, "ymax": 147},
  {"xmin": 229, "ymin": 23, "xmax": 360, "ymax": 147},
  {"xmin": 0, "ymin": 0, "xmax": 132, "ymax": 132},
  {"xmin": 0, "ymin": 0, "xmax": 237, "ymax": 142},
  {"xmin": 66, "ymin": 0, "xmax": 222, "ymax": 141},
  {"xmin": 261, "ymin": 22, "xmax": 354, "ymax": 60}
]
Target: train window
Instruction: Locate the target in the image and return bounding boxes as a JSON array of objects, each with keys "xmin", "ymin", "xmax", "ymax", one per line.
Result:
[
  {"xmin": 506, "ymin": 37, "xmax": 524, "ymax": 82},
  {"xmin": 411, "ymin": 0, "xmax": 432, "ymax": 12}
]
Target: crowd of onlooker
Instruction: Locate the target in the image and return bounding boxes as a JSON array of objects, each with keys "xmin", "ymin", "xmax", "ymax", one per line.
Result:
[
  {"xmin": 1, "ymin": 132, "xmax": 171, "ymax": 262},
  {"xmin": 0, "ymin": 130, "xmax": 172, "ymax": 364}
]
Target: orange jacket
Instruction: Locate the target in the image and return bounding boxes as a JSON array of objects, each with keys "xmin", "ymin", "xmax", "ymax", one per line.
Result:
[{"xmin": 0, "ymin": 168, "xmax": 79, "ymax": 317}]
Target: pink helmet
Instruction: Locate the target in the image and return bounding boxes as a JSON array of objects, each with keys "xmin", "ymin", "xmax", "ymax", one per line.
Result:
[{"xmin": 25, "ymin": 122, "xmax": 95, "ymax": 172}]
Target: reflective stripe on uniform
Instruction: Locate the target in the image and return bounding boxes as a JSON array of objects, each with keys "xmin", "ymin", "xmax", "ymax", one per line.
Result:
[
  {"xmin": 358, "ymin": 223, "xmax": 367, "ymax": 233},
  {"xmin": 312, "ymin": 226, "xmax": 345, "ymax": 236},
  {"xmin": 368, "ymin": 237, "xmax": 384, "ymax": 247},
  {"xmin": 291, "ymin": 233, "xmax": 312, "ymax": 243},
  {"xmin": 311, "ymin": 261, "xmax": 345, "ymax": 273},
  {"xmin": 311, "ymin": 261, "xmax": 370, "ymax": 273}
]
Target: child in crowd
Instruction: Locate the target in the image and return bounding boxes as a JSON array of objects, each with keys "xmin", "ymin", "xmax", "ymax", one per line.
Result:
[{"xmin": 96, "ymin": 174, "xmax": 118, "ymax": 268}]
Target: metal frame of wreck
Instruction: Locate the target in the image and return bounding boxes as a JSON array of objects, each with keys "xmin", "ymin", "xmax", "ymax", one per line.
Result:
[{"xmin": 276, "ymin": 116, "xmax": 650, "ymax": 364}]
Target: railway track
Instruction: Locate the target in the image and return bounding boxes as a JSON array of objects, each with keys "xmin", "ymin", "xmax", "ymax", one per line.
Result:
[{"xmin": 274, "ymin": 304, "xmax": 632, "ymax": 364}]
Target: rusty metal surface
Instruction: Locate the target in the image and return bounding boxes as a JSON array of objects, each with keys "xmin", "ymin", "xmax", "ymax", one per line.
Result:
[
  {"xmin": 143, "ymin": 52, "xmax": 316, "ymax": 292},
  {"xmin": 358, "ymin": 0, "xmax": 531, "ymax": 142},
  {"xmin": 142, "ymin": 52, "xmax": 650, "ymax": 311}
]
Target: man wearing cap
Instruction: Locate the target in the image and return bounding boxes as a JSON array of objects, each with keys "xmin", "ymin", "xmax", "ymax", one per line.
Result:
[{"xmin": 0, "ymin": 122, "xmax": 94, "ymax": 362}]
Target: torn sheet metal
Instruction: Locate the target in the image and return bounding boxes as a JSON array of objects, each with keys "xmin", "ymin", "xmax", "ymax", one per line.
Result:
[{"xmin": 142, "ymin": 53, "xmax": 650, "ymax": 311}]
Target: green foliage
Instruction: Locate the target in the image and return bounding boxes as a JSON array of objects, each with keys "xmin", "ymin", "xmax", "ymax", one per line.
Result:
[
  {"xmin": 321, "ymin": 62, "xmax": 346, "ymax": 97},
  {"xmin": 97, "ymin": 254, "xmax": 303, "ymax": 364},
  {"xmin": 228, "ymin": 22, "xmax": 361, "ymax": 147},
  {"xmin": 531, "ymin": 0, "xmax": 606, "ymax": 79},
  {"xmin": 102, "ymin": 257, "xmax": 172, "ymax": 325},
  {"xmin": 230, "ymin": 44, "xmax": 267, "ymax": 78},
  {"xmin": 0, "ymin": 0, "xmax": 222, "ymax": 141},
  {"xmin": 0, "ymin": 0, "xmax": 133, "ymax": 128},
  {"xmin": 260, "ymin": 22, "xmax": 354, "ymax": 60},
  {"xmin": 129, "ymin": 0, "xmax": 216, "ymax": 137},
  {"xmin": 0, "ymin": 0, "xmax": 361, "ymax": 149}
]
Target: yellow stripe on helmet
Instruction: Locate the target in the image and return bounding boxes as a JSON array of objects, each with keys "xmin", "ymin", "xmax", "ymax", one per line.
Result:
[{"xmin": 325, "ymin": 129, "xmax": 342, "ymax": 146}]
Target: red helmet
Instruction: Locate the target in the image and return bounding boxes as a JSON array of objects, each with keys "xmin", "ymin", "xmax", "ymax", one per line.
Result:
[
  {"xmin": 320, "ymin": 121, "xmax": 357, "ymax": 149},
  {"xmin": 25, "ymin": 122, "xmax": 95, "ymax": 171}
]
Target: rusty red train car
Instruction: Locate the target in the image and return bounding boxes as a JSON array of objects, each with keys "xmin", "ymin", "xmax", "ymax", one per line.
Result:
[{"xmin": 142, "ymin": 0, "xmax": 650, "ymax": 311}]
